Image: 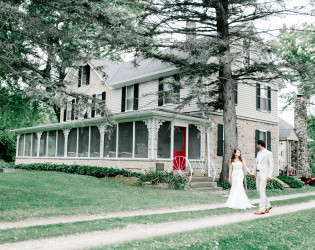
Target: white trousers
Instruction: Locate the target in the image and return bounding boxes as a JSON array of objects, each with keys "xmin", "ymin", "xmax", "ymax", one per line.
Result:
[{"xmin": 256, "ymin": 171, "xmax": 271, "ymax": 212}]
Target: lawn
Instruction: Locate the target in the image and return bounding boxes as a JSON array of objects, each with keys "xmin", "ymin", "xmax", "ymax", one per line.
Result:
[
  {"xmin": 0, "ymin": 195, "xmax": 314, "ymax": 244},
  {"xmin": 103, "ymin": 208, "xmax": 315, "ymax": 250},
  {"xmin": 0, "ymin": 171, "xmax": 314, "ymax": 222},
  {"xmin": 0, "ymin": 171, "xmax": 225, "ymax": 221}
]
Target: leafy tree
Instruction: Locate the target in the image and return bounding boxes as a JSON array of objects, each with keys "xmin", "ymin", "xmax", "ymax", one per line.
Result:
[
  {"xmin": 0, "ymin": 86, "xmax": 56, "ymax": 162},
  {"xmin": 307, "ymin": 115, "xmax": 315, "ymax": 176},
  {"xmin": 271, "ymin": 23, "xmax": 315, "ymax": 110},
  {"xmin": 106, "ymin": 0, "xmax": 306, "ymax": 181},
  {"xmin": 0, "ymin": 0, "xmax": 130, "ymax": 121}
]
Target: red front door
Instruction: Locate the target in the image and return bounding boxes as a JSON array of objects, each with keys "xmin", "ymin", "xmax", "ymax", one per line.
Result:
[{"xmin": 173, "ymin": 126, "xmax": 186, "ymax": 170}]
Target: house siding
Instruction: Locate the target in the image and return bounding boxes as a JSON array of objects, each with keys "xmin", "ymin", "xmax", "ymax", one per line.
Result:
[{"xmin": 236, "ymin": 82, "xmax": 278, "ymax": 123}]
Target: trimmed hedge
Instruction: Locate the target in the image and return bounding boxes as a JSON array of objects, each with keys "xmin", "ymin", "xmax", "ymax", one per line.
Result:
[
  {"xmin": 277, "ymin": 176, "xmax": 304, "ymax": 188},
  {"xmin": 217, "ymin": 175, "xmax": 284, "ymax": 190},
  {"xmin": 11, "ymin": 163, "xmax": 141, "ymax": 178}
]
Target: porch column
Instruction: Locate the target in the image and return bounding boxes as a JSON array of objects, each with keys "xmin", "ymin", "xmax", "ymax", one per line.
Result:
[
  {"xmin": 36, "ymin": 132, "xmax": 42, "ymax": 157},
  {"xmin": 197, "ymin": 125, "xmax": 206, "ymax": 159},
  {"xmin": 145, "ymin": 119, "xmax": 164, "ymax": 159},
  {"xmin": 97, "ymin": 124, "xmax": 106, "ymax": 158},
  {"xmin": 63, "ymin": 129, "xmax": 70, "ymax": 157},
  {"xmin": 16, "ymin": 134, "xmax": 21, "ymax": 157}
]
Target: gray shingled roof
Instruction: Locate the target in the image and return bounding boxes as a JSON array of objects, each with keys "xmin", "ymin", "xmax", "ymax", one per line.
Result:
[{"xmin": 279, "ymin": 117, "xmax": 296, "ymax": 140}]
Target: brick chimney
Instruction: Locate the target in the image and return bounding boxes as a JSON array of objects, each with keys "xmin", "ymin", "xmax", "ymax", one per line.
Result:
[{"xmin": 294, "ymin": 94, "xmax": 310, "ymax": 177}]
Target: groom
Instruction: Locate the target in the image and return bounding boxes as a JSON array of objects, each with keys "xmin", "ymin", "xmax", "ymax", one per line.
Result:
[{"xmin": 251, "ymin": 140, "xmax": 273, "ymax": 215}]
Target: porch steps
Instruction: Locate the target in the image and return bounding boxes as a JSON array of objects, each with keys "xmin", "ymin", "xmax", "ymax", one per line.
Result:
[{"xmin": 189, "ymin": 176, "xmax": 225, "ymax": 193}]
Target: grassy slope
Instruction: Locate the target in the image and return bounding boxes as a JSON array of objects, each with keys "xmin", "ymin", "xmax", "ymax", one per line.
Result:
[
  {"xmin": 1, "ymin": 171, "xmax": 314, "ymax": 222},
  {"xmin": 0, "ymin": 171, "xmax": 227, "ymax": 221}
]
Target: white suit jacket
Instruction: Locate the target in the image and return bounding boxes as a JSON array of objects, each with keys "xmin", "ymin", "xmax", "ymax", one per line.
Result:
[{"xmin": 253, "ymin": 149, "xmax": 274, "ymax": 179}]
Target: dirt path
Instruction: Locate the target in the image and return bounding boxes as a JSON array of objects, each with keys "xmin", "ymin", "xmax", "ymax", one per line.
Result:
[
  {"xmin": 1, "ymin": 199, "xmax": 314, "ymax": 250},
  {"xmin": 1, "ymin": 191, "xmax": 314, "ymax": 230}
]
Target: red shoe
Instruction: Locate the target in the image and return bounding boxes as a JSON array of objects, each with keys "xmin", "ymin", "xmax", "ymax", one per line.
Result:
[
  {"xmin": 265, "ymin": 206, "xmax": 272, "ymax": 213},
  {"xmin": 254, "ymin": 211, "xmax": 265, "ymax": 215}
]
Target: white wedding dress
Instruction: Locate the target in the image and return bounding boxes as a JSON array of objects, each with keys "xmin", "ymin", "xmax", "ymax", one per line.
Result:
[{"xmin": 225, "ymin": 161, "xmax": 254, "ymax": 209}]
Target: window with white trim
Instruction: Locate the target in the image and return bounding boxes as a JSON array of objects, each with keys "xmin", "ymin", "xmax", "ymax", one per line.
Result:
[
  {"xmin": 95, "ymin": 93, "xmax": 103, "ymax": 117},
  {"xmin": 66, "ymin": 101, "xmax": 72, "ymax": 121},
  {"xmin": 256, "ymin": 83, "xmax": 271, "ymax": 112},
  {"xmin": 126, "ymin": 85, "xmax": 134, "ymax": 111}
]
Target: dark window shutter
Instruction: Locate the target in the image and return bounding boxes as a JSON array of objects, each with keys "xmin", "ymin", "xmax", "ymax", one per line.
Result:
[
  {"xmin": 255, "ymin": 129, "xmax": 260, "ymax": 157},
  {"xmin": 78, "ymin": 67, "xmax": 82, "ymax": 87},
  {"xmin": 121, "ymin": 87, "xmax": 126, "ymax": 112},
  {"xmin": 91, "ymin": 94, "xmax": 96, "ymax": 118},
  {"xmin": 63, "ymin": 108, "xmax": 67, "ymax": 122},
  {"xmin": 217, "ymin": 124, "xmax": 224, "ymax": 156},
  {"xmin": 102, "ymin": 92, "xmax": 106, "ymax": 101},
  {"xmin": 267, "ymin": 131, "xmax": 271, "ymax": 151},
  {"xmin": 71, "ymin": 99, "xmax": 76, "ymax": 120},
  {"xmin": 256, "ymin": 83, "xmax": 260, "ymax": 110},
  {"xmin": 133, "ymin": 83, "xmax": 139, "ymax": 110},
  {"xmin": 234, "ymin": 82, "xmax": 238, "ymax": 105},
  {"xmin": 158, "ymin": 78, "xmax": 164, "ymax": 106},
  {"xmin": 86, "ymin": 65, "xmax": 90, "ymax": 85},
  {"xmin": 267, "ymin": 86, "xmax": 271, "ymax": 112}
]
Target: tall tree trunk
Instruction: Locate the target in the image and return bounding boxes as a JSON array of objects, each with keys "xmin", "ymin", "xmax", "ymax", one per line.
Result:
[{"xmin": 216, "ymin": 1, "xmax": 238, "ymax": 182}]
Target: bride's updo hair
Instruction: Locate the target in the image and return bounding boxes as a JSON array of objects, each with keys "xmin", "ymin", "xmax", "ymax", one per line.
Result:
[{"xmin": 230, "ymin": 148, "xmax": 243, "ymax": 162}]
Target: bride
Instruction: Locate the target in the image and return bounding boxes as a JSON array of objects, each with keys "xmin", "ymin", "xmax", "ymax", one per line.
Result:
[{"xmin": 225, "ymin": 149, "xmax": 254, "ymax": 209}]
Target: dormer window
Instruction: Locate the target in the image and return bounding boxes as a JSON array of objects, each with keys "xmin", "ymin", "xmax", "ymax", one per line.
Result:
[{"xmin": 78, "ymin": 65, "xmax": 90, "ymax": 87}]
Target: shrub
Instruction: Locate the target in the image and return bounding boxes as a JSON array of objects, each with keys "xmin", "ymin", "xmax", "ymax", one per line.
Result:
[
  {"xmin": 217, "ymin": 175, "xmax": 284, "ymax": 190},
  {"xmin": 137, "ymin": 170, "xmax": 187, "ymax": 190},
  {"xmin": 11, "ymin": 163, "xmax": 141, "ymax": 178},
  {"xmin": 277, "ymin": 176, "xmax": 304, "ymax": 188},
  {"xmin": 217, "ymin": 181, "xmax": 231, "ymax": 189}
]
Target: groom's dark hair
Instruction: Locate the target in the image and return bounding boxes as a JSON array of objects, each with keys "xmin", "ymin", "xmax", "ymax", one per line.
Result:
[{"xmin": 257, "ymin": 140, "xmax": 266, "ymax": 148}]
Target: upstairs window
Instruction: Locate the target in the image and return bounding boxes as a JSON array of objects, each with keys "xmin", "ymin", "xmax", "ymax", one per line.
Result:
[
  {"xmin": 158, "ymin": 75, "xmax": 180, "ymax": 106},
  {"xmin": 92, "ymin": 92, "xmax": 106, "ymax": 117},
  {"xmin": 121, "ymin": 84, "xmax": 139, "ymax": 112},
  {"xmin": 78, "ymin": 65, "xmax": 90, "ymax": 87},
  {"xmin": 77, "ymin": 97, "xmax": 88, "ymax": 119},
  {"xmin": 256, "ymin": 83, "xmax": 271, "ymax": 112},
  {"xmin": 65, "ymin": 99, "xmax": 75, "ymax": 121}
]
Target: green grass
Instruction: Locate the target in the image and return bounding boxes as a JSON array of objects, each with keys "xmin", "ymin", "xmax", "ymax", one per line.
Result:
[
  {"xmin": 102, "ymin": 208, "xmax": 315, "ymax": 249},
  {"xmin": 245, "ymin": 185, "xmax": 315, "ymax": 199},
  {"xmin": 0, "ymin": 195, "xmax": 314, "ymax": 244},
  {"xmin": 0, "ymin": 171, "xmax": 314, "ymax": 223},
  {"xmin": 0, "ymin": 171, "xmax": 227, "ymax": 222}
]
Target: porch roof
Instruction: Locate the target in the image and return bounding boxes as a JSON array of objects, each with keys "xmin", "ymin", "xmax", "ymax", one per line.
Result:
[{"xmin": 10, "ymin": 109, "xmax": 209, "ymax": 134}]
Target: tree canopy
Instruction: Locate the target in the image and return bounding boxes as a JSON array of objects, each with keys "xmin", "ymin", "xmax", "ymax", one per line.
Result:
[{"xmin": 271, "ymin": 23, "xmax": 315, "ymax": 110}]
